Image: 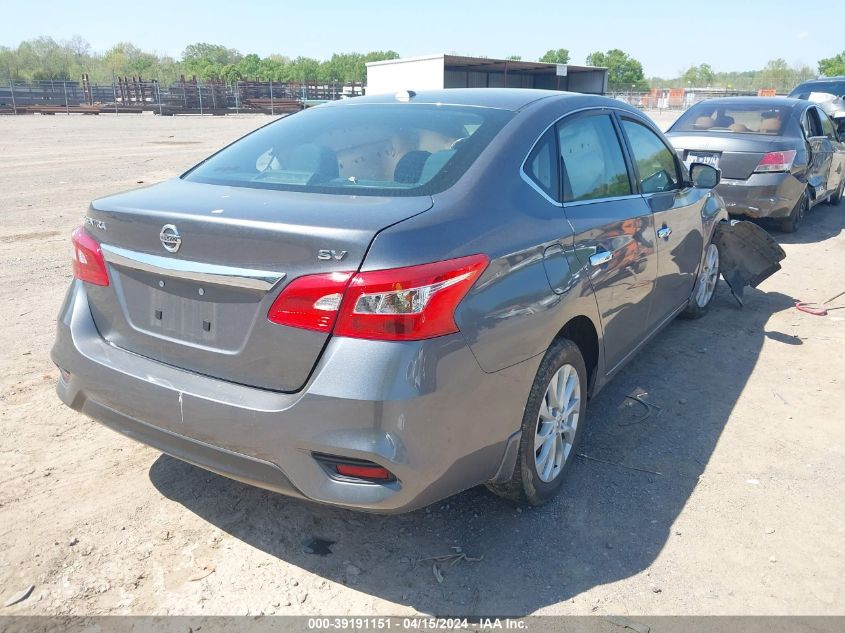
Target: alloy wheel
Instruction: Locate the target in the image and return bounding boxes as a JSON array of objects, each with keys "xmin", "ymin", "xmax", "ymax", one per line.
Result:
[
  {"xmin": 695, "ymin": 243, "xmax": 719, "ymax": 307},
  {"xmin": 534, "ymin": 363, "xmax": 581, "ymax": 483}
]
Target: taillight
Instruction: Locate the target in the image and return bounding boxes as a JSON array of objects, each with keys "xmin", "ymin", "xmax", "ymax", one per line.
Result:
[
  {"xmin": 267, "ymin": 271, "xmax": 354, "ymax": 331},
  {"xmin": 71, "ymin": 226, "xmax": 109, "ymax": 286},
  {"xmin": 754, "ymin": 150, "xmax": 797, "ymax": 173},
  {"xmin": 335, "ymin": 254, "xmax": 488, "ymax": 341},
  {"xmin": 267, "ymin": 254, "xmax": 488, "ymax": 341}
]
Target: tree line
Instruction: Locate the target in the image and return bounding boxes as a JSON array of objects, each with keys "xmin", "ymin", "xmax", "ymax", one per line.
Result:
[
  {"xmin": 653, "ymin": 60, "xmax": 816, "ymax": 93},
  {"xmin": 652, "ymin": 53, "xmax": 845, "ymax": 93},
  {"xmin": 1, "ymin": 37, "xmax": 843, "ymax": 93}
]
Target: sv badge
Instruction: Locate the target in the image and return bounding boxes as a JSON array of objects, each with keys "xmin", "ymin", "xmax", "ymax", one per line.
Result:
[{"xmin": 317, "ymin": 249, "xmax": 348, "ymax": 261}]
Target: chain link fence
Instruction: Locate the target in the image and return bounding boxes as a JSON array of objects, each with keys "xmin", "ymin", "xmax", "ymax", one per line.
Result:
[
  {"xmin": 609, "ymin": 88, "xmax": 774, "ymax": 111},
  {"xmin": 1, "ymin": 80, "xmax": 778, "ymax": 116},
  {"xmin": 0, "ymin": 77, "xmax": 363, "ymax": 115}
]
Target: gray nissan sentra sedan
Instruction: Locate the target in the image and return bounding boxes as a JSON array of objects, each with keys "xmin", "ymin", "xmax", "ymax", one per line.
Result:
[{"xmin": 52, "ymin": 89, "xmax": 784, "ymax": 513}]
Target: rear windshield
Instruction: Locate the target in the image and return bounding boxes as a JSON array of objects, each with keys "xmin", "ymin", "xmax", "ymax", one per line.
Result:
[
  {"xmin": 671, "ymin": 103, "xmax": 793, "ymax": 135},
  {"xmin": 789, "ymin": 81, "xmax": 845, "ymax": 99},
  {"xmin": 183, "ymin": 103, "xmax": 513, "ymax": 196}
]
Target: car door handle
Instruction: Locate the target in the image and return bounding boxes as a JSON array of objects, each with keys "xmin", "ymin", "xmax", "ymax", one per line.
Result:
[
  {"xmin": 657, "ymin": 226, "xmax": 672, "ymax": 239},
  {"xmin": 589, "ymin": 250, "xmax": 613, "ymax": 266}
]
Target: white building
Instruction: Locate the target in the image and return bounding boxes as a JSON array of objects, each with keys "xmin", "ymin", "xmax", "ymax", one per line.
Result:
[{"xmin": 365, "ymin": 54, "xmax": 608, "ymax": 96}]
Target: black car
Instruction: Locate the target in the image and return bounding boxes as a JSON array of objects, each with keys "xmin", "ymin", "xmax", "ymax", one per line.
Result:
[
  {"xmin": 789, "ymin": 77, "xmax": 845, "ymax": 100},
  {"xmin": 789, "ymin": 77, "xmax": 845, "ymax": 137},
  {"xmin": 666, "ymin": 97, "xmax": 845, "ymax": 232}
]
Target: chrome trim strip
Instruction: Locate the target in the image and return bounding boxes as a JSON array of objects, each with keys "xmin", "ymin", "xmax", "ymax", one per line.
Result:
[
  {"xmin": 519, "ymin": 169, "xmax": 562, "ymax": 207},
  {"xmin": 101, "ymin": 244, "xmax": 285, "ymax": 292},
  {"xmin": 565, "ymin": 193, "xmax": 644, "ymax": 208}
]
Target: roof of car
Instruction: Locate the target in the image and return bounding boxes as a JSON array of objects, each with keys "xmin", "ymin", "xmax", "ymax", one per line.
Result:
[
  {"xmin": 322, "ymin": 88, "xmax": 581, "ymax": 111},
  {"xmin": 692, "ymin": 96, "xmax": 806, "ymax": 109},
  {"xmin": 795, "ymin": 77, "xmax": 845, "ymax": 84}
]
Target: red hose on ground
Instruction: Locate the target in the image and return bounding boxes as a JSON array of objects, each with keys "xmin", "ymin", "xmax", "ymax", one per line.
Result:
[
  {"xmin": 795, "ymin": 290, "xmax": 845, "ymax": 316},
  {"xmin": 795, "ymin": 301, "xmax": 828, "ymax": 316}
]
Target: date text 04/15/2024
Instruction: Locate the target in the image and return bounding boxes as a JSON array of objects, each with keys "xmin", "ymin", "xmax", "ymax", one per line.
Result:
[{"xmin": 306, "ymin": 618, "xmax": 528, "ymax": 630}]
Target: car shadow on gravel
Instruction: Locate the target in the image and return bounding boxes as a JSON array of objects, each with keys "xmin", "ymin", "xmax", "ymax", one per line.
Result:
[
  {"xmin": 150, "ymin": 285, "xmax": 795, "ymax": 616},
  {"xmin": 762, "ymin": 199, "xmax": 844, "ymax": 245}
]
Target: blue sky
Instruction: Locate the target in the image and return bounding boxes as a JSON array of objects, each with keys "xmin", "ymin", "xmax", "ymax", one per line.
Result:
[{"xmin": 0, "ymin": 0, "xmax": 834, "ymax": 77}]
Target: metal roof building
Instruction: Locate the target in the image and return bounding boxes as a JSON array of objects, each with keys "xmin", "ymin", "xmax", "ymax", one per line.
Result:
[{"xmin": 365, "ymin": 54, "xmax": 608, "ymax": 96}]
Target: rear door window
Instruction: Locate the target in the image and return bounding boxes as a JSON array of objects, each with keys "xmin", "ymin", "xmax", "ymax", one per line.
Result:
[
  {"xmin": 819, "ymin": 110, "xmax": 836, "ymax": 139},
  {"xmin": 803, "ymin": 107, "xmax": 824, "ymax": 138},
  {"xmin": 621, "ymin": 119, "xmax": 682, "ymax": 194},
  {"xmin": 557, "ymin": 114, "xmax": 632, "ymax": 203}
]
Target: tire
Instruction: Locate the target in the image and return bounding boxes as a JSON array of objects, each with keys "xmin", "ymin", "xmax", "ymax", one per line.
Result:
[
  {"xmin": 829, "ymin": 176, "xmax": 844, "ymax": 206},
  {"xmin": 681, "ymin": 242, "xmax": 720, "ymax": 319},
  {"xmin": 780, "ymin": 192, "xmax": 808, "ymax": 233},
  {"xmin": 487, "ymin": 339, "xmax": 587, "ymax": 506}
]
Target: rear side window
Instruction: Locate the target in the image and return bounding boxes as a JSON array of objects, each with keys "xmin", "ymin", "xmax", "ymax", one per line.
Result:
[
  {"xmin": 524, "ymin": 129, "xmax": 559, "ymax": 200},
  {"xmin": 557, "ymin": 114, "xmax": 632, "ymax": 203},
  {"xmin": 621, "ymin": 119, "xmax": 681, "ymax": 194},
  {"xmin": 184, "ymin": 103, "xmax": 513, "ymax": 197}
]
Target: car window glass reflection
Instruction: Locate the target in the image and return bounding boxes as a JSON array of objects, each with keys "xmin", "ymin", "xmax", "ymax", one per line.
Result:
[
  {"xmin": 673, "ymin": 105, "xmax": 790, "ymax": 135},
  {"xmin": 558, "ymin": 115, "xmax": 631, "ymax": 203},
  {"xmin": 819, "ymin": 111, "xmax": 836, "ymax": 139},
  {"xmin": 184, "ymin": 104, "xmax": 513, "ymax": 197},
  {"xmin": 622, "ymin": 119, "xmax": 680, "ymax": 194}
]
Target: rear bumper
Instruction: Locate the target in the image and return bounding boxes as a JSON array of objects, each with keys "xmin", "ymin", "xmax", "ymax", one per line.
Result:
[
  {"xmin": 51, "ymin": 281, "xmax": 536, "ymax": 513},
  {"xmin": 715, "ymin": 172, "xmax": 804, "ymax": 219}
]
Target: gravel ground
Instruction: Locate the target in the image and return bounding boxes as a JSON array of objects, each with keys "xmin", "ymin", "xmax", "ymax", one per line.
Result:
[{"xmin": 0, "ymin": 112, "xmax": 843, "ymax": 616}]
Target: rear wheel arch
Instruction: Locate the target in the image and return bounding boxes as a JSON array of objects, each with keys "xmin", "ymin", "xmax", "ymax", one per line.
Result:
[{"xmin": 552, "ymin": 315, "xmax": 599, "ymax": 396}]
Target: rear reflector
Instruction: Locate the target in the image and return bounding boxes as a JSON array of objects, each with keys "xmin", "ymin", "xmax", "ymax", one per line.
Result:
[
  {"xmin": 313, "ymin": 453, "xmax": 397, "ymax": 482},
  {"xmin": 71, "ymin": 226, "xmax": 109, "ymax": 286},
  {"xmin": 268, "ymin": 254, "xmax": 488, "ymax": 341},
  {"xmin": 335, "ymin": 463, "xmax": 394, "ymax": 481},
  {"xmin": 754, "ymin": 150, "xmax": 797, "ymax": 173}
]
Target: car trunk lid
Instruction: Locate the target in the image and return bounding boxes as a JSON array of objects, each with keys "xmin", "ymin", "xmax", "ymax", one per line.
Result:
[
  {"xmin": 84, "ymin": 178, "xmax": 433, "ymax": 392},
  {"xmin": 668, "ymin": 132, "xmax": 798, "ymax": 180}
]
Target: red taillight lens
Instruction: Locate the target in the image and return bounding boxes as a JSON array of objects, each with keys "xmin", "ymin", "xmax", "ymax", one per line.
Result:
[
  {"xmin": 71, "ymin": 226, "xmax": 109, "ymax": 286},
  {"xmin": 754, "ymin": 150, "xmax": 797, "ymax": 173},
  {"xmin": 334, "ymin": 254, "xmax": 489, "ymax": 341},
  {"xmin": 267, "ymin": 271, "xmax": 354, "ymax": 331},
  {"xmin": 335, "ymin": 463, "xmax": 393, "ymax": 481},
  {"xmin": 267, "ymin": 254, "xmax": 489, "ymax": 341}
]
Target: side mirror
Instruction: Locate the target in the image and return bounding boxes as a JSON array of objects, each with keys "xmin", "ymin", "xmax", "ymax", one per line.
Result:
[
  {"xmin": 836, "ymin": 118, "xmax": 845, "ymax": 141},
  {"xmin": 690, "ymin": 162, "xmax": 720, "ymax": 189}
]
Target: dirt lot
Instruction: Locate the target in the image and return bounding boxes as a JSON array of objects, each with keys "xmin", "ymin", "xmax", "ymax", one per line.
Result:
[{"xmin": 1, "ymin": 112, "xmax": 843, "ymax": 617}]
